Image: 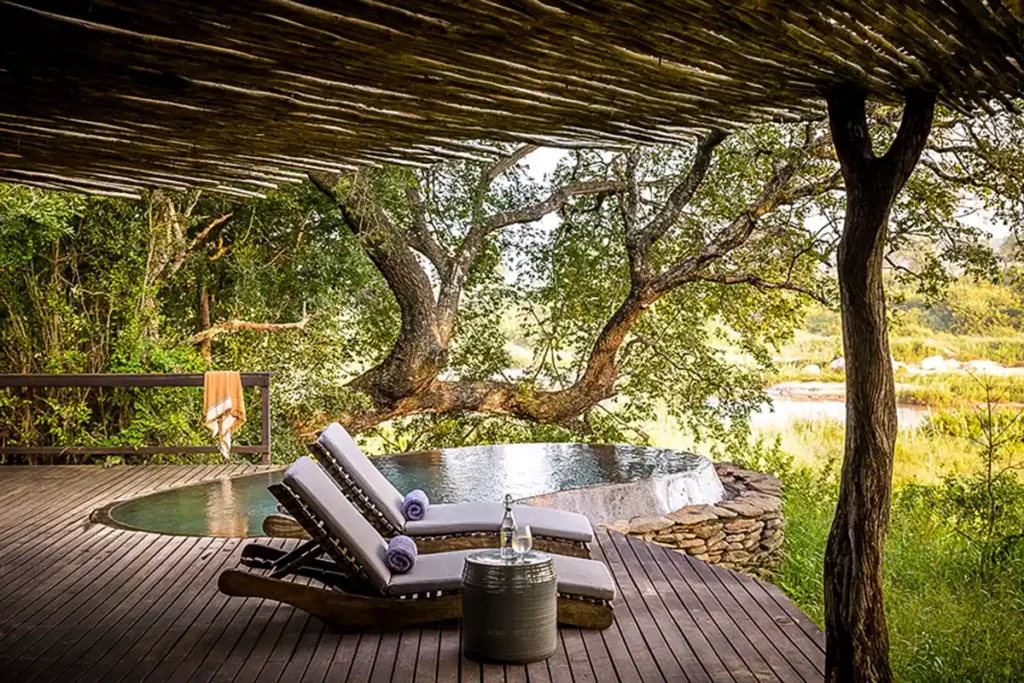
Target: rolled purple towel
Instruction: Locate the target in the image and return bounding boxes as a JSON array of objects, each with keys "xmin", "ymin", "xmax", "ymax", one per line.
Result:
[
  {"xmin": 402, "ymin": 489, "xmax": 429, "ymax": 521},
  {"xmin": 385, "ymin": 535, "xmax": 418, "ymax": 574}
]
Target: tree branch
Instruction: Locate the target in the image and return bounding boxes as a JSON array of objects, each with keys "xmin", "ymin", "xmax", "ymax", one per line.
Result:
[
  {"xmin": 781, "ymin": 170, "xmax": 843, "ymax": 203},
  {"xmin": 482, "ymin": 144, "xmax": 539, "ymax": 185},
  {"xmin": 650, "ymin": 155, "xmax": 801, "ymax": 294},
  {"xmin": 309, "ymin": 169, "xmax": 444, "ymax": 398},
  {"xmin": 692, "ymin": 273, "xmax": 829, "ymax": 305},
  {"xmin": 404, "ymin": 180, "xmax": 450, "ymax": 273},
  {"xmin": 308, "ymin": 171, "xmax": 342, "ymax": 201},
  {"xmin": 478, "ymin": 179, "xmax": 624, "ymax": 236},
  {"xmin": 191, "ymin": 315, "xmax": 314, "ymax": 344},
  {"xmin": 882, "ymin": 89, "xmax": 937, "ymax": 190},
  {"xmin": 642, "ymin": 131, "xmax": 727, "ymax": 248}
]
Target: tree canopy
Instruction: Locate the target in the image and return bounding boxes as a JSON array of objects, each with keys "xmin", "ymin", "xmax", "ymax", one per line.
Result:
[{"xmin": 0, "ymin": 108, "xmax": 1017, "ymax": 461}]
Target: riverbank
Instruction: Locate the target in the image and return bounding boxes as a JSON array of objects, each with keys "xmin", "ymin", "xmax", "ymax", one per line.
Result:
[{"xmin": 768, "ymin": 372, "xmax": 1024, "ymax": 409}]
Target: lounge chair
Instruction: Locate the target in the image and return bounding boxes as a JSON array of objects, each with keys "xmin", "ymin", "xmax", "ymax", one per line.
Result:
[
  {"xmin": 220, "ymin": 457, "xmax": 616, "ymax": 630},
  {"xmin": 262, "ymin": 423, "xmax": 594, "ymax": 558}
]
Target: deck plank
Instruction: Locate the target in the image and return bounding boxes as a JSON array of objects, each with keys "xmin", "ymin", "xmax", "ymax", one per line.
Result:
[
  {"xmin": 666, "ymin": 551, "xmax": 782, "ymax": 682},
  {"xmin": 434, "ymin": 623, "xmax": 460, "ymax": 683},
  {"xmin": 587, "ymin": 537, "xmax": 641, "ymax": 683},
  {"xmin": 644, "ymin": 543, "xmax": 759, "ymax": 683},
  {"xmin": 0, "ymin": 466, "xmax": 824, "ymax": 682},
  {"xmin": 76, "ymin": 538, "xmax": 244, "ymax": 683},
  {"xmin": 612, "ymin": 532, "xmax": 708, "ymax": 682},
  {"xmin": 0, "ymin": 465, "xmax": 210, "ymax": 615},
  {"xmin": 316, "ymin": 632, "xmax": 360, "ymax": 683},
  {"xmin": 623, "ymin": 535, "xmax": 732, "ymax": 683},
  {"xmin": 25, "ymin": 535, "xmax": 215, "ymax": 683},
  {"xmin": 413, "ymin": 626, "xmax": 440, "ymax": 683},
  {"xmin": 594, "ymin": 532, "xmax": 672, "ymax": 682},
  {"xmin": 1, "ymin": 534, "xmax": 186, "ymax": 677},
  {"xmin": 701, "ymin": 562, "xmax": 823, "ymax": 682}
]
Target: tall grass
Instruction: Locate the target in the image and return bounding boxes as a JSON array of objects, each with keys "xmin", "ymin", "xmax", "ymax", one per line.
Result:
[
  {"xmin": 768, "ymin": 417, "xmax": 975, "ymax": 484},
  {"xmin": 774, "ymin": 417, "xmax": 1024, "ymax": 681},
  {"xmin": 895, "ymin": 374, "xmax": 1024, "ymax": 407}
]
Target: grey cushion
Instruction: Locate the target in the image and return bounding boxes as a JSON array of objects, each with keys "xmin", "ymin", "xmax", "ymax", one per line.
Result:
[
  {"xmin": 317, "ymin": 423, "xmax": 406, "ymax": 531},
  {"xmin": 386, "ymin": 550, "xmax": 617, "ymax": 601},
  {"xmin": 386, "ymin": 549, "xmax": 469, "ymax": 596},
  {"xmin": 405, "ymin": 503, "xmax": 593, "ymax": 543},
  {"xmin": 554, "ymin": 553, "xmax": 617, "ymax": 601},
  {"xmin": 282, "ymin": 456, "xmax": 391, "ymax": 590}
]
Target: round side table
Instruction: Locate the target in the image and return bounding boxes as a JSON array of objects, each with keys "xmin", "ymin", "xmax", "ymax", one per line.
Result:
[{"xmin": 461, "ymin": 549, "xmax": 558, "ymax": 664}]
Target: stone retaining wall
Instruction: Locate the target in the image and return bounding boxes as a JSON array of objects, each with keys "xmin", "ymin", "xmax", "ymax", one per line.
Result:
[{"xmin": 605, "ymin": 463, "xmax": 784, "ymax": 577}]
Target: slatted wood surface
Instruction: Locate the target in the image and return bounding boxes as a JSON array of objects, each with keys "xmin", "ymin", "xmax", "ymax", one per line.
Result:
[{"xmin": 0, "ymin": 465, "xmax": 825, "ymax": 682}]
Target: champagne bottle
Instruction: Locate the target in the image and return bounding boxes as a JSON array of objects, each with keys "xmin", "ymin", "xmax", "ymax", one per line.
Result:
[{"xmin": 500, "ymin": 493, "xmax": 517, "ymax": 560}]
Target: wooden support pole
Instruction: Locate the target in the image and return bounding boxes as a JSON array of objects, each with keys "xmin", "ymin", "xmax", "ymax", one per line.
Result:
[
  {"xmin": 261, "ymin": 383, "xmax": 272, "ymax": 465},
  {"xmin": 823, "ymin": 86, "xmax": 935, "ymax": 683}
]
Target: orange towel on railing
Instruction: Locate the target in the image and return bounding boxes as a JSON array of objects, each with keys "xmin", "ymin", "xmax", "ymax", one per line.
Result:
[{"xmin": 203, "ymin": 371, "xmax": 246, "ymax": 458}]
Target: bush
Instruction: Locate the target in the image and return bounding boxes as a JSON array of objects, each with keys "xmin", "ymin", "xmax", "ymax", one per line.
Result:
[
  {"xmin": 781, "ymin": 474, "xmax": 1024, "ymax": 681},
  {"xmin": 946, "ymin": 279, "xmax": 1024, "ymax": 336},
  {"xmin": 774, "ymin": 407, "xmax": 1024, "ymax": 681}
]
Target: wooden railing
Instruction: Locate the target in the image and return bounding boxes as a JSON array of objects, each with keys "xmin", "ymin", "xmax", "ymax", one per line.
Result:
[{"xmin": 0, "ymin": 373, "xmax": 272, "ymax": 464}]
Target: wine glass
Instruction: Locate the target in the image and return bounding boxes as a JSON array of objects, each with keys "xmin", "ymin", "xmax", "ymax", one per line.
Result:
[{"xmin": 512, "ymin": 524, "xmax": 533, "ymax": 563}]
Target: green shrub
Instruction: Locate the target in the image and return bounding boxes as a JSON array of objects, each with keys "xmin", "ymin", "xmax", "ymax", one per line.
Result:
[
  {"xmin": 773, "ymin": 405, "xmax": 1024, "ymax": 681},
  {"xmin": 781, "ymin": 473, "xmax": 1024, "ymax": 681}
]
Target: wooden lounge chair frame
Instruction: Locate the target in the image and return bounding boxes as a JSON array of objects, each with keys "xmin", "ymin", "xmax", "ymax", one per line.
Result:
[
  {"xmin": 220, "ymin": 480, "xmax": 613, "ymax": 631},
  {"xmin": 302, "ymin": 439, "xmax": 591, "ymax": 557}
]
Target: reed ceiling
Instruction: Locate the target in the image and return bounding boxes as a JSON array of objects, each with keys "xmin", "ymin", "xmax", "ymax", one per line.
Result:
[{"xmin": 2, "ymin": 1, "xmax": 1023, "ymax": 197}]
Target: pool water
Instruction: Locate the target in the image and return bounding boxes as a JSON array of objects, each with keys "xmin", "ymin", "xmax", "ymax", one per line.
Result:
[{"xmin": 100, "ymin": 442, "xmax": 716, "ymax": 537}]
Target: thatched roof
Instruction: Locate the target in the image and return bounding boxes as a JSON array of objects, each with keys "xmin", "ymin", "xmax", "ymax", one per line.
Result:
[{"xmin": 2, "ymin": 1, "xmax": 1024, "ymax": 197}]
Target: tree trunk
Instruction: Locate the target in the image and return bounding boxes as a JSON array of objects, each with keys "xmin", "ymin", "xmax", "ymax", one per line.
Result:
[
  {"xmin": 199, "ymin": 285, "xmax": 212, "ymax": 363},
  {"xmin": 824, "ymin": 87, "xmax": 935, "ymax": 683}
]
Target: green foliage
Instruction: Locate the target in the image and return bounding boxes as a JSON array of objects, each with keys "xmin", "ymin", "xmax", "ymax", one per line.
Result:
[
  {"xmin": 921, "ymin": 385, "xmax": 1024, "ymax": 571},
  {"xmin": 899, "ymin": 375, "xmax": 1024, "ymax": 407},
  {"xmin": 0, "ymin": 108, "xmax": 1019, "ymax": 462},
  {"xmin": 776, "ymin": 416, "xmax": 1024, "ymax": 682},
  {"xmin": 0, "ymin": 182, "xmax": 384, "ymax": 463},
  {"xmin": 946, "ymin": 279, "xmax": 1024, "ymax": 335}
]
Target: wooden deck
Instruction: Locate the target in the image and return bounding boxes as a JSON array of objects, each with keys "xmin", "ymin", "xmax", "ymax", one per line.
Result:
[{"xmin": 0, "ymin": 465, "xmax": 825, "ymax": 682}]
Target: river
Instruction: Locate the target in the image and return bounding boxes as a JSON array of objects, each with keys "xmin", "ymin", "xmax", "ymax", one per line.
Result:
[{"xmin": 751, "ymin": 397, "xmax": 933, "ymax": 431}]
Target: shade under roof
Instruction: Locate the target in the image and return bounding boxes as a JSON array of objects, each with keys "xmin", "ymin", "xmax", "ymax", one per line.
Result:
[{"xmin": 2, "ymin": 1, "xmax": 1024, "ymax": 197}]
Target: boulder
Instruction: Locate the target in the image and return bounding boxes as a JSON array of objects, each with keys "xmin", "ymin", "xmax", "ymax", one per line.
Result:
[
  {"xmin": 965, "ymin": 359, "xmax": 1003, "ymax": 375},
  {"xmin": 919, "ymin": 354, "xmax": 946, "ymax": 372},
  {"xmin": 801, "ymin": 364, "xmax": 822, "ymax": 376}
]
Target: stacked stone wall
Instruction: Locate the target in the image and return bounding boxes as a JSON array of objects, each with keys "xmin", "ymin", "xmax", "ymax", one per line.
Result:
[{"xmin": 606, "ymin": 463, "xmax": 784, "ymax": 576}]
